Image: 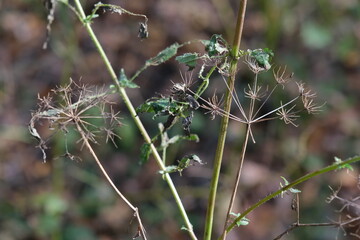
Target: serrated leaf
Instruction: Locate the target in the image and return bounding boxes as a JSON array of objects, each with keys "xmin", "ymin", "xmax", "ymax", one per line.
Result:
[
  {"xmin": 146, "ymin": 43, "xmax": 180, "ymax": 66},
  {"xmin": 203, "ymin": 34, "xmax": 228, "ymax": 57},
  {"xmin": 119, "ymin": 68, "xmax": 139, "ymax": 88},
  {"xmin": 140, "ymin": 143, "xmax": 152, "ymax": 164},
  {"xmin": 249, "ymin": 48, "xmax": 274, "ymax": 70},
  {"xmin": 176, "ymin": 53, "xmax": 199, "ymax": 69},
  {"xmin": 178, "ymin": 154, "xmax": 203, "ymax": 170},
  {"xmin": 136, "ymin": 98, "xmax": 183, "ymax": 118}
]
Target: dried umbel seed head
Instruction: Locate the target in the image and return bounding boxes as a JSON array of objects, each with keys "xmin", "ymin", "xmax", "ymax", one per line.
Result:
[
  {"xmin": 244, "ymin": 55, "xmax": 266, "ymax": 74},
  {"xmin": 29, "ymin": 79, "xmax": 122, "ymax": 162},
  {"xmin": 276, "ymin": 103, "xmax": 299, "ymax": 127},
  {"xmin": 202, "ymin": 93, "xmax": 224, "ymax": 120},
  {"xmin": 273, "ymin": 66, "xmax": 293, "ymax": 86}
]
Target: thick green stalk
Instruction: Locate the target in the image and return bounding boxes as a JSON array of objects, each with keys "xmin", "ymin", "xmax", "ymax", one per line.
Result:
[
  {"xmin": 220, "ymin": 156, "xmax": 360, "ymax": 238},
  {"xmin": 72, "ymin": 1, "xmax": 197, "ymax": 239},
  {"xmin": 203, "ymin": 1, "xmax": 247, "ymax": 240}
]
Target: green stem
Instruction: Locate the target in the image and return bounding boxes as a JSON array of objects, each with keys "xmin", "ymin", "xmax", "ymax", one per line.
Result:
[
  {"xmin": 220, "ymin": 156, "xmax": 360, "ymax": 238},
  {"xmin": 72, "ymin": 1, "xmax": 197, "ymax": 239},
  {"xmin": 203, "ymin": 1, "xmax": 247, "ymax": 240},
  {"xmin": 195, "ymin": 65, "xmax": 217, "ymax": 99}
]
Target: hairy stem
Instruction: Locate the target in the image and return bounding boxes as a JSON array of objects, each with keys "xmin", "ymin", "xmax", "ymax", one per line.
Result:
[
  {"xmin": 71, "ymin": 1, "xmax": 197, "ymax": 239},
  {"xmin": 221, "ymin": 156, "xmax": 360, "ymax": 237},
  {"xmin": 203, "ymin": 1, "xmax": 247, "ymax": 240}
]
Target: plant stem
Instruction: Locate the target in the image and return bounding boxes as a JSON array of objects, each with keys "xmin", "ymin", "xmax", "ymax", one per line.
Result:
[
  {"xmin": 203, "ymin": 1, "xmax": 247, "ymax": 240},
  {"xmin": 220, "ymin": 124, "xmax": 251, "ymax": 240},
  {"xmin": 72, "ymin": 1, "xmax": 197, "ymax": 239},
  {"xmin": 195, "ymin": 65, "xmax": 217, "ymax": 99},
  {"xmin": 220, "ymin": 156, "xmax": 360, "ymax": 237},
  {"xmin": 76, "ymin": 123, "xmax": 148, "ymax": 240}
]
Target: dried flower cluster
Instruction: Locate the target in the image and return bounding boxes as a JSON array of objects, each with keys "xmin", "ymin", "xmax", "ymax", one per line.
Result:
[
  {"xmin": 29, "ymin": 79, "xmax": 121, "ymax": 162},
  {"xmin": 198, "ymin": 52, "xmax": 323, "ymax": 130}
]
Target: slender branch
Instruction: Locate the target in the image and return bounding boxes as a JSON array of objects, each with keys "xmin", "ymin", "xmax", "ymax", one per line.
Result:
[
  {"xmin": 220, "ymin": 124, "xmax": 251, "ymax": 240},
  {"xmin": 195, "ymin": 65, "xmax": 217, "ymax": 99},
  {"xmin": 219, "ymin": 74, "xmax": 248, "ymax": 122},
  {"xmin": 250, "ymin": 95, "xmax": 299, "ymax": 123},
  {"xmin": 273, "ymin": 216, "xmax": 360, "ymax": 240},
  {"xmin": 221, "ymin": 156, "xmax": 360, "ymax": 237},
  {"xmin": 75, "ymin": 123, "xmax": 147, "ymax": 240},
  {"xmin": 204, "ymin": 1, "xmax": 248, "ymax": 240},
  {"xmin": 274, "ymin": 190, "xmax": 360, "ymax": 240},
  {"xmin": 71, "ymin": 1, "xmax": 197, "ymax": 239}
]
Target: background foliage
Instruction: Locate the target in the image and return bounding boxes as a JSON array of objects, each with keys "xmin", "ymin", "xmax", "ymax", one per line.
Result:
[{"xmin": 0, "ymin": 0, "xmax": 359, "ymax": 239}]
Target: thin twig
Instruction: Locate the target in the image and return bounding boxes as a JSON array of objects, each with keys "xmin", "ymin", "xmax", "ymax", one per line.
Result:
[
  {"xmin": 75, "ymin": 123, "xmax": 147, "ymax": 240},
  {"xmin": 220, "ymin": 124, "xmax": 251, "ymax": 240},
  {"xmin": 223, "ymin": 156, "xmax": 360, "ymax": 236},
  {"xmin": 273, "ymin": 217, "xmax": 360, "ymax": 240}
]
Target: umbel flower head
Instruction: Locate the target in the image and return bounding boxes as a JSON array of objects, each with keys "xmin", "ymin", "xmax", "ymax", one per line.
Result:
[{"xmin": 29, "ymin": 79, "xmax": 122, "ymax": 162}]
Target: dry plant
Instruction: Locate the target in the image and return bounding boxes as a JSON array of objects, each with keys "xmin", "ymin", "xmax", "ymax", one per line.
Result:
[
  {"xmin": 274, "ymin": 184, "xmax": 360, "ymax": 240},
  {"xmin": 29, "ymin": 1, "xmax": 360, "ymax": 239},
  {"xmin": 29, "ymin": 79, "xmax": 147, "ymax": 239}
]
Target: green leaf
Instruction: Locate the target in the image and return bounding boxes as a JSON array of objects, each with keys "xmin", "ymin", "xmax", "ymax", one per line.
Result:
[
  {"xmin": 334, "ymin": 156, "xmax": 354, "ymax": 171},
  {"xmin": 146, "ymin": 43, "xmax": 180, "ymax": 66},
  {"xmin": 202, "ymin": 34, "xmax": 228, "ymax": 57},
  {"xmin": 159, "ymin": 165, "xmax": 178, "ymax": 174},
  {"xmin": 176, "ymin": 53, "xmax": 199, "ymax": 69},
  {"xmin": 136, "ymin": 97, "xmax": 184, "ymax": 118},
  {"xmin": 230, "ymin": 212, "xmax": 250, "ymax": 226},
  {"xmin": 249, "ymin": 48, "xmax": 274, "ymax": 70},
  {"xmin": 140, "ymin": 143, "xmax": 152, "ymax": 164},
  {"xmin": 188, "ymin": 154, "xmax": 202, "ymax": 164},
  {"xmin": 167, "ymin": 134, "xmax": 199, "ymax": 145},
  {"xmin": 178, "ymin": 154, "xmax": 203, "ymax": 170},
  {"xmin": 177, "ymin": 157, "xmax": 192, "ymax": 170},
  {"xmin": 160, "ymin": 133, "xmax": 199, "ymax": 151},
  {"xmin": 118, "ymin": 68, "xmax": 139, "ymax": 88}
]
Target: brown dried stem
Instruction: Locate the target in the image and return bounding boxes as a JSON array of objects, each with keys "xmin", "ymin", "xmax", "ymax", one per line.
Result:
[{"xmin": 75, "ymin": 123, "xmax": 147, "ymax": 240}]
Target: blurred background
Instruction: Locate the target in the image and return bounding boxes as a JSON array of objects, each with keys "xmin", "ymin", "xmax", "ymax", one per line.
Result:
[{"xmin": 1, "ymin": 0, "xmax": 359, "ymax": 239}]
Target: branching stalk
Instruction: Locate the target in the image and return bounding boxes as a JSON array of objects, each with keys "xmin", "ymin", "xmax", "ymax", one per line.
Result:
[
  {"xmin": 204, "ymin": 1, "xmax": 247, "ymax": 240},
  {"xmin": 220, "ymin": 124, "xmax": 251, "ymax": 240},
  {"xmin": 220, "ymin": 156, "xmax": 360, "ymax": 238},
  {"xmin": 71, "ymin": 1, "xmax": 197, "ymax": 239}
]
